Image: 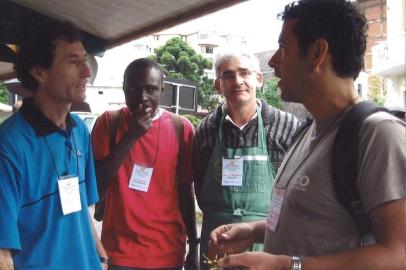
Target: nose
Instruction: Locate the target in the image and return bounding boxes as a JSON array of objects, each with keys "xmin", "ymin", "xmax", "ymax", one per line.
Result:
[
  {"xmin": 268, "ymin": 49, "xmax": 280, "ymax": 69},
  {"xmin": 81, "ymin": 61, "xmax": 92, "ymax": 78},
  {"xmin": 142, "ymin": 90, "xmax": 149, "ymax": 101},
  {"xmin": 235, "ymin": 74, "xmax": 244, "ymax": 85}
]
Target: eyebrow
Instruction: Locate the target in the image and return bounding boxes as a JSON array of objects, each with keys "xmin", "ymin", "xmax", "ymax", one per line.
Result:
[{"xmin": 221, "ymin": 67, "xmax": 251, "ymax": 75}]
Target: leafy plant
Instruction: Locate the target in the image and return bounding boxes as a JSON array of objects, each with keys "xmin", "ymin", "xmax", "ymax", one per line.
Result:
[
  {"xmin": 0, "ymin": 82, "xmax": 9, "ymax": 104},
  {"xmin": 183, "ymin": 113, "xmax": 202, "ymax": 128},
  {"xmin": 257, "ymin": 78, "xmax": 283, "ymax": 109},
  {"xmin": 150, "ymin": 37, "xmax": 219, "ymax": 111},
  {"xmin": 367, "ymin": 76, "xmax": 386, "ymax": 106}
]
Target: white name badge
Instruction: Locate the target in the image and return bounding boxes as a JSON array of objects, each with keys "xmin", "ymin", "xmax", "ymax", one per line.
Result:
[
  {"xmin": 222, "ymin": 157, "xmax": 243, "ymax": 186},
  {"xmin": 129, "ymin": 164, "xmax": 153, "ymax": 192},
  {"xmin": 58, "ymin": 176, "xmax": 82, "ymax": 215},
  {"xmin": 266, "ymin": 187, "xmax": 286, "ymax": 232}
]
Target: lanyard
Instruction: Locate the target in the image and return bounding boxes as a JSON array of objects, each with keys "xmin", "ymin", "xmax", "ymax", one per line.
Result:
[
  {"xmin": 44, "ymin": 129, "xmax": 80, "ymax": 180},
  {"xmin": 275, "ymin": 111, "xmax": 344, "ymax": 189}
]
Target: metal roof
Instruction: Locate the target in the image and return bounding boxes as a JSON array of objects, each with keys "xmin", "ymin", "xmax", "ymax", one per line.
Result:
[{"xmin": 0, "ymin": 0, "xmax": 245, "ymax": 80}]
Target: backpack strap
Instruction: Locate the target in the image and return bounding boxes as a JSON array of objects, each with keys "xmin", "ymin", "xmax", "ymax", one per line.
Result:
[
  {"xmin": 287, "ymin": 117, "xmax": 313, "ymax": 152},
  {"xmin": 170, "ymin": 113, "xmax": 184, "ymax": 182},
  {"xmin": 332, "ymin": 101, "xmax": 388, "ymax": 243}
]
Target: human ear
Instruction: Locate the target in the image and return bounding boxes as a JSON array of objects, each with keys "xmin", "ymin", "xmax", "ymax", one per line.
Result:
[
  {"xmin": 160, "ymin": 83, "xmax": 165, "ymax": 95},
  {"xmin": 310, "ymin": 38, "xmax": 328, "ymax": 72},
  {"xmin": 29, "ymin": 66, "xmax": 47, "ymax": 83},
  {"xmin": 214, "ymin": 79, "xmax": 223, "ymax": 95},
  {"xmin": 256, "ymin": 72, "xmax": 263, "ymax": 88}
]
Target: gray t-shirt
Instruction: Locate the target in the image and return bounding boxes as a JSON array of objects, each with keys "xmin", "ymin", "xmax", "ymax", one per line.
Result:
[{"xmin": 264, "ymin": 111, "xmax": 406, "ymax": 256}]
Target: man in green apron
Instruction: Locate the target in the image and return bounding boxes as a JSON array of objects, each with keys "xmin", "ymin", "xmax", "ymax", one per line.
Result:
[{"xmin": 193, "ymin": 51, "xmax": 298, "ymax": 269}]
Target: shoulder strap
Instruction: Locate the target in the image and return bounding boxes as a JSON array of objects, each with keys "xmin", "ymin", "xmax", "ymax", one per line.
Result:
[
  {"xmin": 108, "ymin": 110, "xmax": 121, "ymax": 148},
  {"xmin": 332, "ymin": 101, "xmax": 388, "ymax": 239},
  {"xmin": 287, "ymin": 117, "xmax": 313, "ymax": 152},
  {"xmin": 170, "ymin": 113, "xmax": 184, "ymax": 181}
]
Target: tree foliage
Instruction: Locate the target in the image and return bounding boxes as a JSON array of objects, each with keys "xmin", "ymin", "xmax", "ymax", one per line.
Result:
[
  {"xmin": 183, "ymin": 113, "xmax": 202, "ymax": 128},
  {"xmin": 367, "ymin": 76, "xmax": 386, "ymax": 106},
  {"xmin": 0, "ymin": 82, "xmax": 9, "ymax": 104},
  {"xmin": 257, "ymin": 78, "xmax": 284, "ymax": 109},
  {"xmin": 150, "ymin": 37, "xmax": 218, "ymax": 111},
  {"xmin": 198, "ymin": 76, "xmax": 219, "ymax": 113}
]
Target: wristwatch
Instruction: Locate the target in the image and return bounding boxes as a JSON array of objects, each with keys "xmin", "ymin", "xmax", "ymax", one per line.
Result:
[
  {"xmin": 100, "ymin": 257, "xmax": 110, "ymax": 265},
  {"xmin": 291, "ymin": 255, "xmax": 303, "ymax": 270}
]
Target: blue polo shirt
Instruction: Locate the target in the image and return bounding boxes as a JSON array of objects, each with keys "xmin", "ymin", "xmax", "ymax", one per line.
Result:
[{"xmin": 0, "ymin": 98, "xmax": 100, "ymax": 270}]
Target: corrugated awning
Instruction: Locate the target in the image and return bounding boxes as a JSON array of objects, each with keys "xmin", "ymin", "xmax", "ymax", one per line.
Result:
[{"xmin": 0, "ymin": 0, "xmax": 245, "ymax": 80}]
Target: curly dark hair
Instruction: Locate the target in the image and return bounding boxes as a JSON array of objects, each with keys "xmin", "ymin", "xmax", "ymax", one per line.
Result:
[
  {"xmin": 14, "ymin": 21, "xmax": 82, "ymax": 91},
  {"xmin": 279, "ymin": 0, "xmax": 367, "ymax": 79}
]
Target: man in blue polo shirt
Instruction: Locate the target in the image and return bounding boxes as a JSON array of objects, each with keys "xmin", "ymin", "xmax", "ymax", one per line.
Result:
[{"xmin": 0, "ymin": 21, "xmax": 108, "ymax": 269}]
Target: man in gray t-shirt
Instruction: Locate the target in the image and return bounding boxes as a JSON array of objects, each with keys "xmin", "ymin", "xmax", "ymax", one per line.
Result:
[{"xmin": 207, "ymin": 1, "xmax": 405, "ymax": 270}]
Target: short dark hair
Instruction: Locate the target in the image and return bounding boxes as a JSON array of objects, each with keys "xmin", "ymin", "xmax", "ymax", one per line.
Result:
[
  {"xmin": 14, "ymin": 21, "xmax": 83, "ymax": 91},
  {"xmin": 279, "ymin": 0, "xmax": 367, "ymax": 79},
  {"xmin": 124, "ymin": 58, "xmax": 164, "ymax": 84}
]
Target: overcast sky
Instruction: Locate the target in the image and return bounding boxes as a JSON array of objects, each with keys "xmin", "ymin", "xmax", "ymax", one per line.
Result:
[{"xmin": 164, "ymin": 0, "xmax": 293, "ymax": 53}]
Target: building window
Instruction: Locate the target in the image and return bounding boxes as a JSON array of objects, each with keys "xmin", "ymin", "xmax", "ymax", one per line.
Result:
[
  {"xmin": 205, "ymin": 45, "xmax": 213, "ymax": 54},
  {"xmin": 154, "ymin": 35, "xmax": 159, "ymax": 41}
]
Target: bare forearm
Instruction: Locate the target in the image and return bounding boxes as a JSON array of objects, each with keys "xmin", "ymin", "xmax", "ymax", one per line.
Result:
[
  {"xmin": 178, "ymin": 183, "xmax": 198, "ymax": 241},
  {"xmin": 0, "ymin": 249, "xmax": 13, "ymax": 270},
  {"xmin": 88, "ymin": 214, "xmax": 108, "ymax": 267},
  {"xmin": 95, "ymin": 132, "xmax": 139, "ymax": 185},
  {"xmin": 250, "ymin": 220, "xmax": 266, "ymax": 243},
  {"xmin": 301, "ymin": 244, "xmax": 405, "ymax": 270},
  {"xmin": 282, "ymin": 200, "xmax": 405, "ymax": 270}
]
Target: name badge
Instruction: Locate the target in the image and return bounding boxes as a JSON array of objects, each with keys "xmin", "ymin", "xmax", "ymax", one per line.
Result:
[
  {"xmin": 222, "ymin": 157, "xmax": 243, "ymax": 186},
  {"xmin": 58, "ymin": 175, "xmax": 82, "ymax": 215},
  {"xmin": 266, "ymin": 187, "xmax": 285, "ymax": 232},
  {"xmin": 129, "ymin": 164, "xmax": 153, "ymax": 192}
]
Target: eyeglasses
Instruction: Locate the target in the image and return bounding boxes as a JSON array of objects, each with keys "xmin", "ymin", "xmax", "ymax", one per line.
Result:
[{"xmin": 219, "ymin": 69, "xmax": 256, "ymax": 81}]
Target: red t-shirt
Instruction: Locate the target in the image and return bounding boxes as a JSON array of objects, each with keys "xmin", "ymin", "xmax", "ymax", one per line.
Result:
[{"xmin": 92, "ymin": 108, "xmax": 194, "ymax": 268}]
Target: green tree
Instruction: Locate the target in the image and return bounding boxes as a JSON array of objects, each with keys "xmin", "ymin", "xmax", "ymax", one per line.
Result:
[
  {"xmin": 367, "ymin": 76, "xmax": 386, "ymax": 106},
  {"xmin": 183, "ymin": 113, "xmax": 202, "ymax": 128},
  {"xmin": 257, "ymin": 78, "xmax": 284, "ymax": 109},
  {"xmin": 150, "ymin": 37, "xmax": 218, "ymax": 111},
  {"xmin": 0, "ymin": 82, "xmax": 9, "ymax": 104},
  {"xmin": 198, "ymin": 76, "xmax": 219, "ymax": 112}
]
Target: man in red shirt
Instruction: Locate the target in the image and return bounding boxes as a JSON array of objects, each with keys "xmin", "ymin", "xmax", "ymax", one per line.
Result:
[{"xmin": 92, "ymin": 58, "xmax": 198, "ymax": 269}]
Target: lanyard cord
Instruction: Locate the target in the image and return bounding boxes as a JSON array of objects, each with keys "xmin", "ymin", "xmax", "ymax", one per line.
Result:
[
  {"xmin": 44, "ymin": 129, "xmax": 80, "ymax": 180},
  {"xmin": 275, "ymin": 111, "xmax": 345, "ymax": 189},
  {"xmin": 130, "ymin": 115, "xmax": 161, "ymax": 167}
]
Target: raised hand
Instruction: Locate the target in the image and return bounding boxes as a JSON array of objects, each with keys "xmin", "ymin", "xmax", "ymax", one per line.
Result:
[{"xmin": 127, "ymin": 104, "xmax": 153, "ymax": 139}]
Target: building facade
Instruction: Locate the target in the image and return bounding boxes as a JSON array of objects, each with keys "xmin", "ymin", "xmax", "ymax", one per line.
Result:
[{"xmin": 356, "ymin": 0, "xmax": 406, "ymax": 108}]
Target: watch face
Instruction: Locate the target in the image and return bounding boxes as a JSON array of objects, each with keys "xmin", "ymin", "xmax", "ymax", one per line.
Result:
[{"xmin": 291, "ymin": 256, "xmax": 303, "ymax": 270}]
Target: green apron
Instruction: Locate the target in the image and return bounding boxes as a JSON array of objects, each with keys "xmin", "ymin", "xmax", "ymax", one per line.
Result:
[{"xmin": 200, "ymin": 108, "xmax": 275, "ymax": 268}]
